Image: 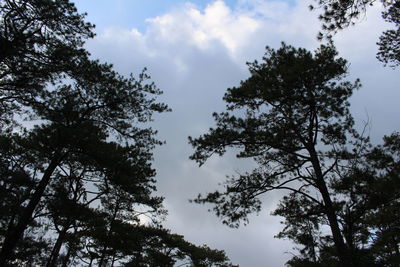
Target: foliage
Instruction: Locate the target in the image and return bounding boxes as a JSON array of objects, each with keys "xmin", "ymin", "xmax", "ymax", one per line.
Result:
[
  {"xmin": 310, "ymin": 0, "xmax": 400, "ymax": 67},
  {"xmin": 0, "ymin": 0, "xmax": 229, "ymax": 266},
  {"xmin": 282, "ymin": 132, "xmax": 400, "ymax": 266},
  {"xmin": 190, "ymin": 43, "xmax": 399, "ymax": 266},
  {"xmin": 0, "ymin": 0, "xmax": 94, "ymax": 126},
  {"xmin": 377, "ymin": 1, "xmax": 400, "ymax": 67}
]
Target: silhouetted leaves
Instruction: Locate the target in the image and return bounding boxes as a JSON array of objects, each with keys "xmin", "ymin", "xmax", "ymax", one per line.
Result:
[
  {"xmin": 0, "ymin": 1, "xmax": 229, "ymax": 266},
  {"xmin": 190, "ymin": 43, "xmax": 399, "ymax": 266},
  {"xmin": 311, "ymin": 0, "xmax": 400, "ymax": 67}
]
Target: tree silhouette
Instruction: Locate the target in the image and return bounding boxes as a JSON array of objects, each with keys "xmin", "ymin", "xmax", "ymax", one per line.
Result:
[
  {"xmin": 190, "ymin": 43, "xmax": 362, "ymax": 266},
  {"xmin": 0, "ymin": 0, "xmax": 230, "ymax": 266}
]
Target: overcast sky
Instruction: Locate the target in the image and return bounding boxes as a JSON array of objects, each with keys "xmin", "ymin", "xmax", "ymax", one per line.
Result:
[{"xmin": 72, "ymin": 1, "xmax": 399, "ymax": 266}]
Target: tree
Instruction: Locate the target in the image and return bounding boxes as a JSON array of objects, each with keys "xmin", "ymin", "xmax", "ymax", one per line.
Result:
[
  {"xmin": 189, "ymin": 43, "xmax": 363, "ymax": 266},
  {"xmin": 0, "ymin": 0, "xmax": 230, "ymax": 266},
  {"xmin": 334, "ymin": 132, "xmax": 400, "ymax": 266},
  {"xmin": 0, "ymin": 50, "xmax": 229, "ymax": 267},
  {"xmin": 310, "ymin": 0, "xmax": 400, "ymax": 67},
  {"xmin": 276, "ymin": 132, "xmax": 400, "ymax": 266},
  {"xmin": 0, "ymin": 132, "xmax": 53, "ymax": 266},
  {"xmin": 0, "ymin": 51, "xmax": 169, "ymax": 264},
  {"xmin": 377, "ymin": 2, "xmax": 400, "ymax": 67},
  {"xmin": 0, "ymin": 0, "xmax": 94, "ymax": 126}
]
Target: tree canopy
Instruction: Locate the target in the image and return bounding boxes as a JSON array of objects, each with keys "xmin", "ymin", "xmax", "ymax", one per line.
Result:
[
  {"xmin": 0, "ymin": 0, "xmax": 230, "ymax": 266},
  {"xmin": 190, "ymin": 43, "xmax": 399, "ymax": 266}
]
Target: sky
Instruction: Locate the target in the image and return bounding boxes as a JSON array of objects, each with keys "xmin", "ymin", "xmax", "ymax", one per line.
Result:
[{"xmin": 72, "ymin": 0, "xmax": 399, "ymax": 266}]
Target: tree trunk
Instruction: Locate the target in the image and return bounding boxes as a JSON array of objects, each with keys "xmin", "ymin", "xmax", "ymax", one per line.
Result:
[
  {"xmin": 308, "ymin": 147, "xmax": 352, "ymax": 266},
  {"xmin": 0, "ymin": 156, "xmax": 61, "ymax": 265},
  {"xmin": 46, "ymin": 223, "xmax": 70, "ymax": 267}
]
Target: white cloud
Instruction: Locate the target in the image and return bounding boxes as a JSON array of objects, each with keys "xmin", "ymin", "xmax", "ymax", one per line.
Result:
[{"xmin": 145, "ymin": 1, "xmax": 260, "ymax": 55}]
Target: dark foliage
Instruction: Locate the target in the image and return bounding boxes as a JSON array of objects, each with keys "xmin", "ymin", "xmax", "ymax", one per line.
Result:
[
  {"xmin": 190, "ymin": 43, "xmax": 399, "ymax": 266},
  {"xmin": 0, "ymin": 0, "xmax": 229, "ymax": 266},
  {"xmin": 310, "ymin": 0, "xmax": 400, "ymax": 67}
]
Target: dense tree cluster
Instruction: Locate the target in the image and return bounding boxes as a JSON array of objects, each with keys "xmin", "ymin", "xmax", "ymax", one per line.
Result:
[
  {"xmin": 190, "ymin": 43, "xmax": 400, "ymax": 266},
  {"xmin": 0, "ymin": 0, "xmax": 229, "ymax": 266}
]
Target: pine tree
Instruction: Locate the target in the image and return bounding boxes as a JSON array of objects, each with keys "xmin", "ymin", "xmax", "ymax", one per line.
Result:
[{"xmin": 190, "ymin": 43, "xmax": 361, "ymax": 266}]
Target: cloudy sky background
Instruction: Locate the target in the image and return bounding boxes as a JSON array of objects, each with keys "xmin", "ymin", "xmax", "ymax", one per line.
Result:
[{"xmin": 72, "ymin": 0, "xmax": 399, "ymax": 266}]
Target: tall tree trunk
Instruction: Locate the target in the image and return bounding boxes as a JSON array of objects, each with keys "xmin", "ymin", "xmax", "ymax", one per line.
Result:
[
  {"xmin": 46, "ymin": 223, "xmax": 70, "ymax": 267},
  {"xmin": 0, "ymin": 156, "xmax": 61, "ymax": 265},
  {"xmin": 308, "ymin": 146, "xmax": 352, "ymax": 266}
]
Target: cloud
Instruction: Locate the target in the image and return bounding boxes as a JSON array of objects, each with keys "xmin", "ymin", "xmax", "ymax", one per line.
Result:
[
  {"xmin": 83, "ymin": 1, "xmax": 400, "ymax": 266},
  {"xmin": 145, "ymin": 1, "xmax": 260, "ymax": 55},
  {"xmin": 88, "ymin": 0, "xmax": 320, "ymax": 68}
]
